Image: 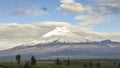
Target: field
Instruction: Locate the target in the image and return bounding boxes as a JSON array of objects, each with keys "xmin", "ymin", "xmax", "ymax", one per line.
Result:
[{"xmin": 0, "ymin": 58, "xmax": 120, "ymax": 68}]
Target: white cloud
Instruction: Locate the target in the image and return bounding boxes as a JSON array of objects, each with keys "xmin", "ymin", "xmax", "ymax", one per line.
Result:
[
  {"xmin": 59, "ymin": 0, "xmax": 120, "ymax": 15},
  {"xmin": 59, "ymin": 0, "xmax": 120, "ymax": 16},
  {"xmin": 59, "ymin": 0, "xmax": 93, "ymax": 14},
  {"xmin": 0, "ymin": 22, "xmax": 73, "ymax": 43},
  {"xmin": 0, "ymin": 22, "xmax": 72, "ymax": 50},
  {"xmin": 59, "ymin": 0, "xmax": 120, "ymax": 29},
  {"xmin": 59, "ymin": 0, "xmax": 106, "ymax": 28},
  {"xmin": 0, "ymin": 22, "xmax": 120, "ymax": 50},
  {"xmin": 60, "ymin": 0, "xmax": 74, "ymax": 4}
]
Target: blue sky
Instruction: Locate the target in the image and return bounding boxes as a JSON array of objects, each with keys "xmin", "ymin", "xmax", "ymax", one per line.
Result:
[
  {"xmin": 0, "ymin": 0, "xmax": 119, "ymax": 33},
  {"xmin": 0, "ymin": 0, "xmax": 69, "ymax": 23},
  {"xmin": 0, "ymin": 0, "xmax": 120, "ymax": 50}
]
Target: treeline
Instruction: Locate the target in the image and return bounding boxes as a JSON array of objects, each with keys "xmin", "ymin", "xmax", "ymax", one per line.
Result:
[
  {"xmin": 0, "ymin": 54, "xmax": 44, "ymax": 68},
  {"xmin": 1, "ymin": 55, "xmax": 120, "ymax": 68},
  {"xmin": 5, "ymin": 54, "xmax": 71, "ymax": 68},
  {"xmin": 15, "ymin": 55, "xmax": 37, "ymax": 65},
  {"xmin": 55, "ymin": 58, "xmax": 70, "ymax": 66}
]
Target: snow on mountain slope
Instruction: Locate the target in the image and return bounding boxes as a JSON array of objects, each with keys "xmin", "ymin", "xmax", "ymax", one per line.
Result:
[
  {"xmin": 1, "ymin": 27, "xmax": 120, "ymax": 58},
  {"xmin": 31, "ymin": 27, "xmax": 85, "ymax": 44}
]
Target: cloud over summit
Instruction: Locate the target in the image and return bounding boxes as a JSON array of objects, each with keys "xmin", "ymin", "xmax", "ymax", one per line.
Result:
[{"xmin": 0, "ymin": 22, "xmax": 120, "ymax": 50}]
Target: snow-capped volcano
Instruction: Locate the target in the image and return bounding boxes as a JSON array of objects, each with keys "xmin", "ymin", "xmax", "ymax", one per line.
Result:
[
  {"xmin": 1, "ymin": 27, "xmax": 120, "ymax": 60},
  {"xmin": 32, "ymin": 27, "xmax": 85, "ymax": 44}
]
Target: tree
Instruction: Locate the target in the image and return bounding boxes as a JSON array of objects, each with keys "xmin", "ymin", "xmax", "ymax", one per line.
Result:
[
  {"xmin": 96, "ymin": 62, "xmax": 101, "ymax": 68},
  {"xmin": 15, "ymin": 54, "xmax": 21, "ymax": 64},
  {"xmin": 24, "ymin": 62, "xmax": 31, "ymax": 68},
  {"xmin": 31, "ymin": 56, "xmax": 37, "ymax": 65},
  {"xmin": 89, "ymin": 62, "xmax": 94, "ymax": 68},
  {"xmin": 55, "ymin": 58, "xmax": 61, "ymax": 65},
  {"xmin": 84, "ymin": 64, "xmax": 88, "ymax": 68},
  {"xmin": 66, "ymin": 59, "xmax": 70, "ymax": 66},
  {"xmin": 0, "ymin": 64, "xmax": 2, "ymax": 68},
  {"xmin": 63, "ymin": 60, "xmax": 66, "ymax": 63},
  {"xmin": 117, "ymin": 63, "xmax": 120, "ymax": 68}
]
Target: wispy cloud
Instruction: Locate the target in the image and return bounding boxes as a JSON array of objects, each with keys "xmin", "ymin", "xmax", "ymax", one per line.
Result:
[
  {"xmin": 95, "ymin": 0, "xmax": 120, "ymax": 5},
  {"xmin": 11, "ymin": 7, "xmax": 48, "ymax": 16},
  {"xmin": 75, "ymin": 15, "xmax": 106, "ymax": 22},
  {"xmin": 59, "ymin": 0, "xmax": 120, "ymax": 28},
  {"xmin": 94, "ymin": 0, "xmax": 120, "ymax": 15},
  {"xmin": 94, "ymin": 5, "xmax": 120, "ymax": 15},
  {"xmin": 75, "ymin": 15, "xmax": 107, "ymax": 27}
]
